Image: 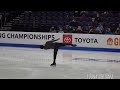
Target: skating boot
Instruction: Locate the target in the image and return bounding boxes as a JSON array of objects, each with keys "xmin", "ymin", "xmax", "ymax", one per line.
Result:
[{"xmin": 50, "ymin": 63, "xmax": 56, "ymax": 67}]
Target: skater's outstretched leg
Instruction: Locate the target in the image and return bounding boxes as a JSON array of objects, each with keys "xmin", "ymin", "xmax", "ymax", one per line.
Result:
[
  {"xmin": 71, "ymin": 44, "xmax": 77, "ymax": 47},
  {"xmin": 65, "ymin": 43, "xmax": 77, "ymax": 47}
]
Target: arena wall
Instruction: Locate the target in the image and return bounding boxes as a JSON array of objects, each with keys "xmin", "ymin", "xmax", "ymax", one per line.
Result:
[{"xmin": 0, "ymin": 31, "xmax": 120, "ymax": 52}]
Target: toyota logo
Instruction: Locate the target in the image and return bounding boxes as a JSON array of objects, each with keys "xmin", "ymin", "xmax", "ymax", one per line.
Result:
[{"xmin": 64, "ymin": 37, "xmax": 71, "ymax": 43}]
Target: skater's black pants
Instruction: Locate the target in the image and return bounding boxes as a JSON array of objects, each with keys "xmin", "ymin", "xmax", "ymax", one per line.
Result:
[{"xmin": 53, "ymin": 43, "xmax": 65, "ymax": 64}]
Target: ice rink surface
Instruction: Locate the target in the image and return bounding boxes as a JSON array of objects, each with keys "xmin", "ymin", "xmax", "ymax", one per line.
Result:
[{"xmin": 0, "ymin": 46, "xmax": 120, "ymax": 79}]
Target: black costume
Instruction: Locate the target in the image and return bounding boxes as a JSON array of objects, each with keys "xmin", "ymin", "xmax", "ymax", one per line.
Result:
[{"xmin": 40, "ymin": 38, "xmax": 76, "ymax": 66}]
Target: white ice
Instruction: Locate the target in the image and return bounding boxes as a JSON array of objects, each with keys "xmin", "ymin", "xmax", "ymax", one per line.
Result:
[{"xmin": 0, "ymin": 46, "xmax": 120, "ymax": 79}]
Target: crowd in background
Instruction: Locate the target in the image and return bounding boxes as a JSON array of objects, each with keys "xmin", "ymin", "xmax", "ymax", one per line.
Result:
[
  {"xmin": 49, "ymin": 11, "xmax": 120, "ymax": 35},
  {"xmin": 0, "ymin": 11, "xmax": 23, "ymax": 27},
  {"xmin": 0, "ymin": 11, "xmax": 120, "ymax": 35}
]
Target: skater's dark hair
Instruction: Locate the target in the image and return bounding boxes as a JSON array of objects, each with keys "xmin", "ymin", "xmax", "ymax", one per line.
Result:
[{"xmin": 40, "ymin": 45, "xmax": 45, "ymax": 49}]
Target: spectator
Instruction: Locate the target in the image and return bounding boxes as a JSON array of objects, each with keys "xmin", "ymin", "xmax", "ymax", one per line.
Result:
[
  {"xmin": 64, "ymin": 25, "xmax": 71, "ymax": 33},
  {"xmin": 74, "ymin": 11, "xmax": 81, "ymax": 17},
  {"xmin": 49, "ymin": 26, "xmax": 57, "ymax": 33},
  {"xmin": 91, "ymin": 18, "xmax": 97, "ymax": 28},
  {"xmin": 75, "ymin": 26, "xmax": 83, "ymax": 33},
  {"xmin": 109, "ymin": 23, "xmax": 117, "ymax": 33},
  {"xmin": 72, "ymin": 27, "xmax": 77, "ymax": 33},
  {"xmin": 115, "ymin": 23, "xmax": 120, "ymax": 35},
  {"xmin": 95, "ymin": 13, "xmax": 102, "ymax": 24},
  {"xmin": 82, "ymin": 26, "xmax": 89, "ymax": 33},
  {"xmin": 105, "ymin": 28, "xmax": 113, "ymax": 35},
  {"xmin": 97, "ymin": 11, "xmax": 105, "ymax": 15},
  {"xmin": 58, "ymin": 26, "xmax": 64, "ymax": 33},
  {"xmin": 68, "ymin": 26, "xmax": 74, "ymax": 33},
  {"xmin": 74, "ymin": 11, "xmax": 88, "ymax": 18},
  {"xmin": 89, "ymin": 18, "xmax": 97, "ymax": 33},
  {"xmin": 79, "ymin": 13, "xmax": 87, "ymax": 22},
  {"xmin": 69, "ymin": 19, "xmax": 79, "ymax": 28},
  {"xmin": 103, "ymin": 11, "xmax": 109, "ymax": 16},
  {"xmin": 80, "ymin": 11, "xmax": 88, "ymax": 16},
  {"xmin": 74, "ymin": 11, "xmax": 87, "ymax": 22},
  {"xmin": 102, "ymin": 23, "xmax": 108, "ymax": 34},
  {"xmin": 95, "ymin": 23, "xmax": 103, "ymax": 34}
]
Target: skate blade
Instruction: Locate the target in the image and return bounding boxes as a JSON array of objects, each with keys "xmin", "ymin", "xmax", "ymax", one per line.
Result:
[{"xmin": 50, "ymin": 65, "xmax": 56, "ymax": 67}]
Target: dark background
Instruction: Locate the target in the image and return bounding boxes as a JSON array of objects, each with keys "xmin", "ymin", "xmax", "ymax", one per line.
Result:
[{"xmin": 0, "ymin": 0, "xmax": 119, "ymax": 11}]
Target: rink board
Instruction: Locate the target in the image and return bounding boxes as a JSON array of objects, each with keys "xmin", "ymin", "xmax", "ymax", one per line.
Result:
[{"xmin": 0, "ymin": 31, "xmax": 120, "ymax": 52}]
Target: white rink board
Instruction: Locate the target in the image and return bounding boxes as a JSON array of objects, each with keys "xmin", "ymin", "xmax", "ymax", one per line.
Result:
[
  {"xmin": 73, "ymin": 34, "xmax": 120, "ymax": 49},
  {"xmin": 0, "ymin": 31, "xmax": 120, "ymax": 49},
  {"xmin": 0, "ymin": 31, "xmax": 63, "ymax": 45}
]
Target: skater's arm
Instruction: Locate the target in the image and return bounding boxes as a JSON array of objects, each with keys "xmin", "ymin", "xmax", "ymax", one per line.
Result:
[
  {"xmin": 40, "ymin": 45, "xmax": 45, "ymax": 49},
  {"xmin": 52, "ymin": 38, "xmax": 60, "ymax": 42}
]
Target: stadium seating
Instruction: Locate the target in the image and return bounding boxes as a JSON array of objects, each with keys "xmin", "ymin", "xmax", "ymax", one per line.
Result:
[{"xmin": 0, "ymin": 11, "xmax": 120, "ymax": 34}]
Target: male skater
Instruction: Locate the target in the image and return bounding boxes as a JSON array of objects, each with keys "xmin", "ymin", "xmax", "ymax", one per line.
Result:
[{"xmin": 40, "ymin": 38, "xmax": 76, "ymax": 66}]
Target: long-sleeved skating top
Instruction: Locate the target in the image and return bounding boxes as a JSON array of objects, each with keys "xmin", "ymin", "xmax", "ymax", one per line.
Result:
[{"xmin": 44, "ymin": 38, "xmax": 60, "ymax": 49}]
